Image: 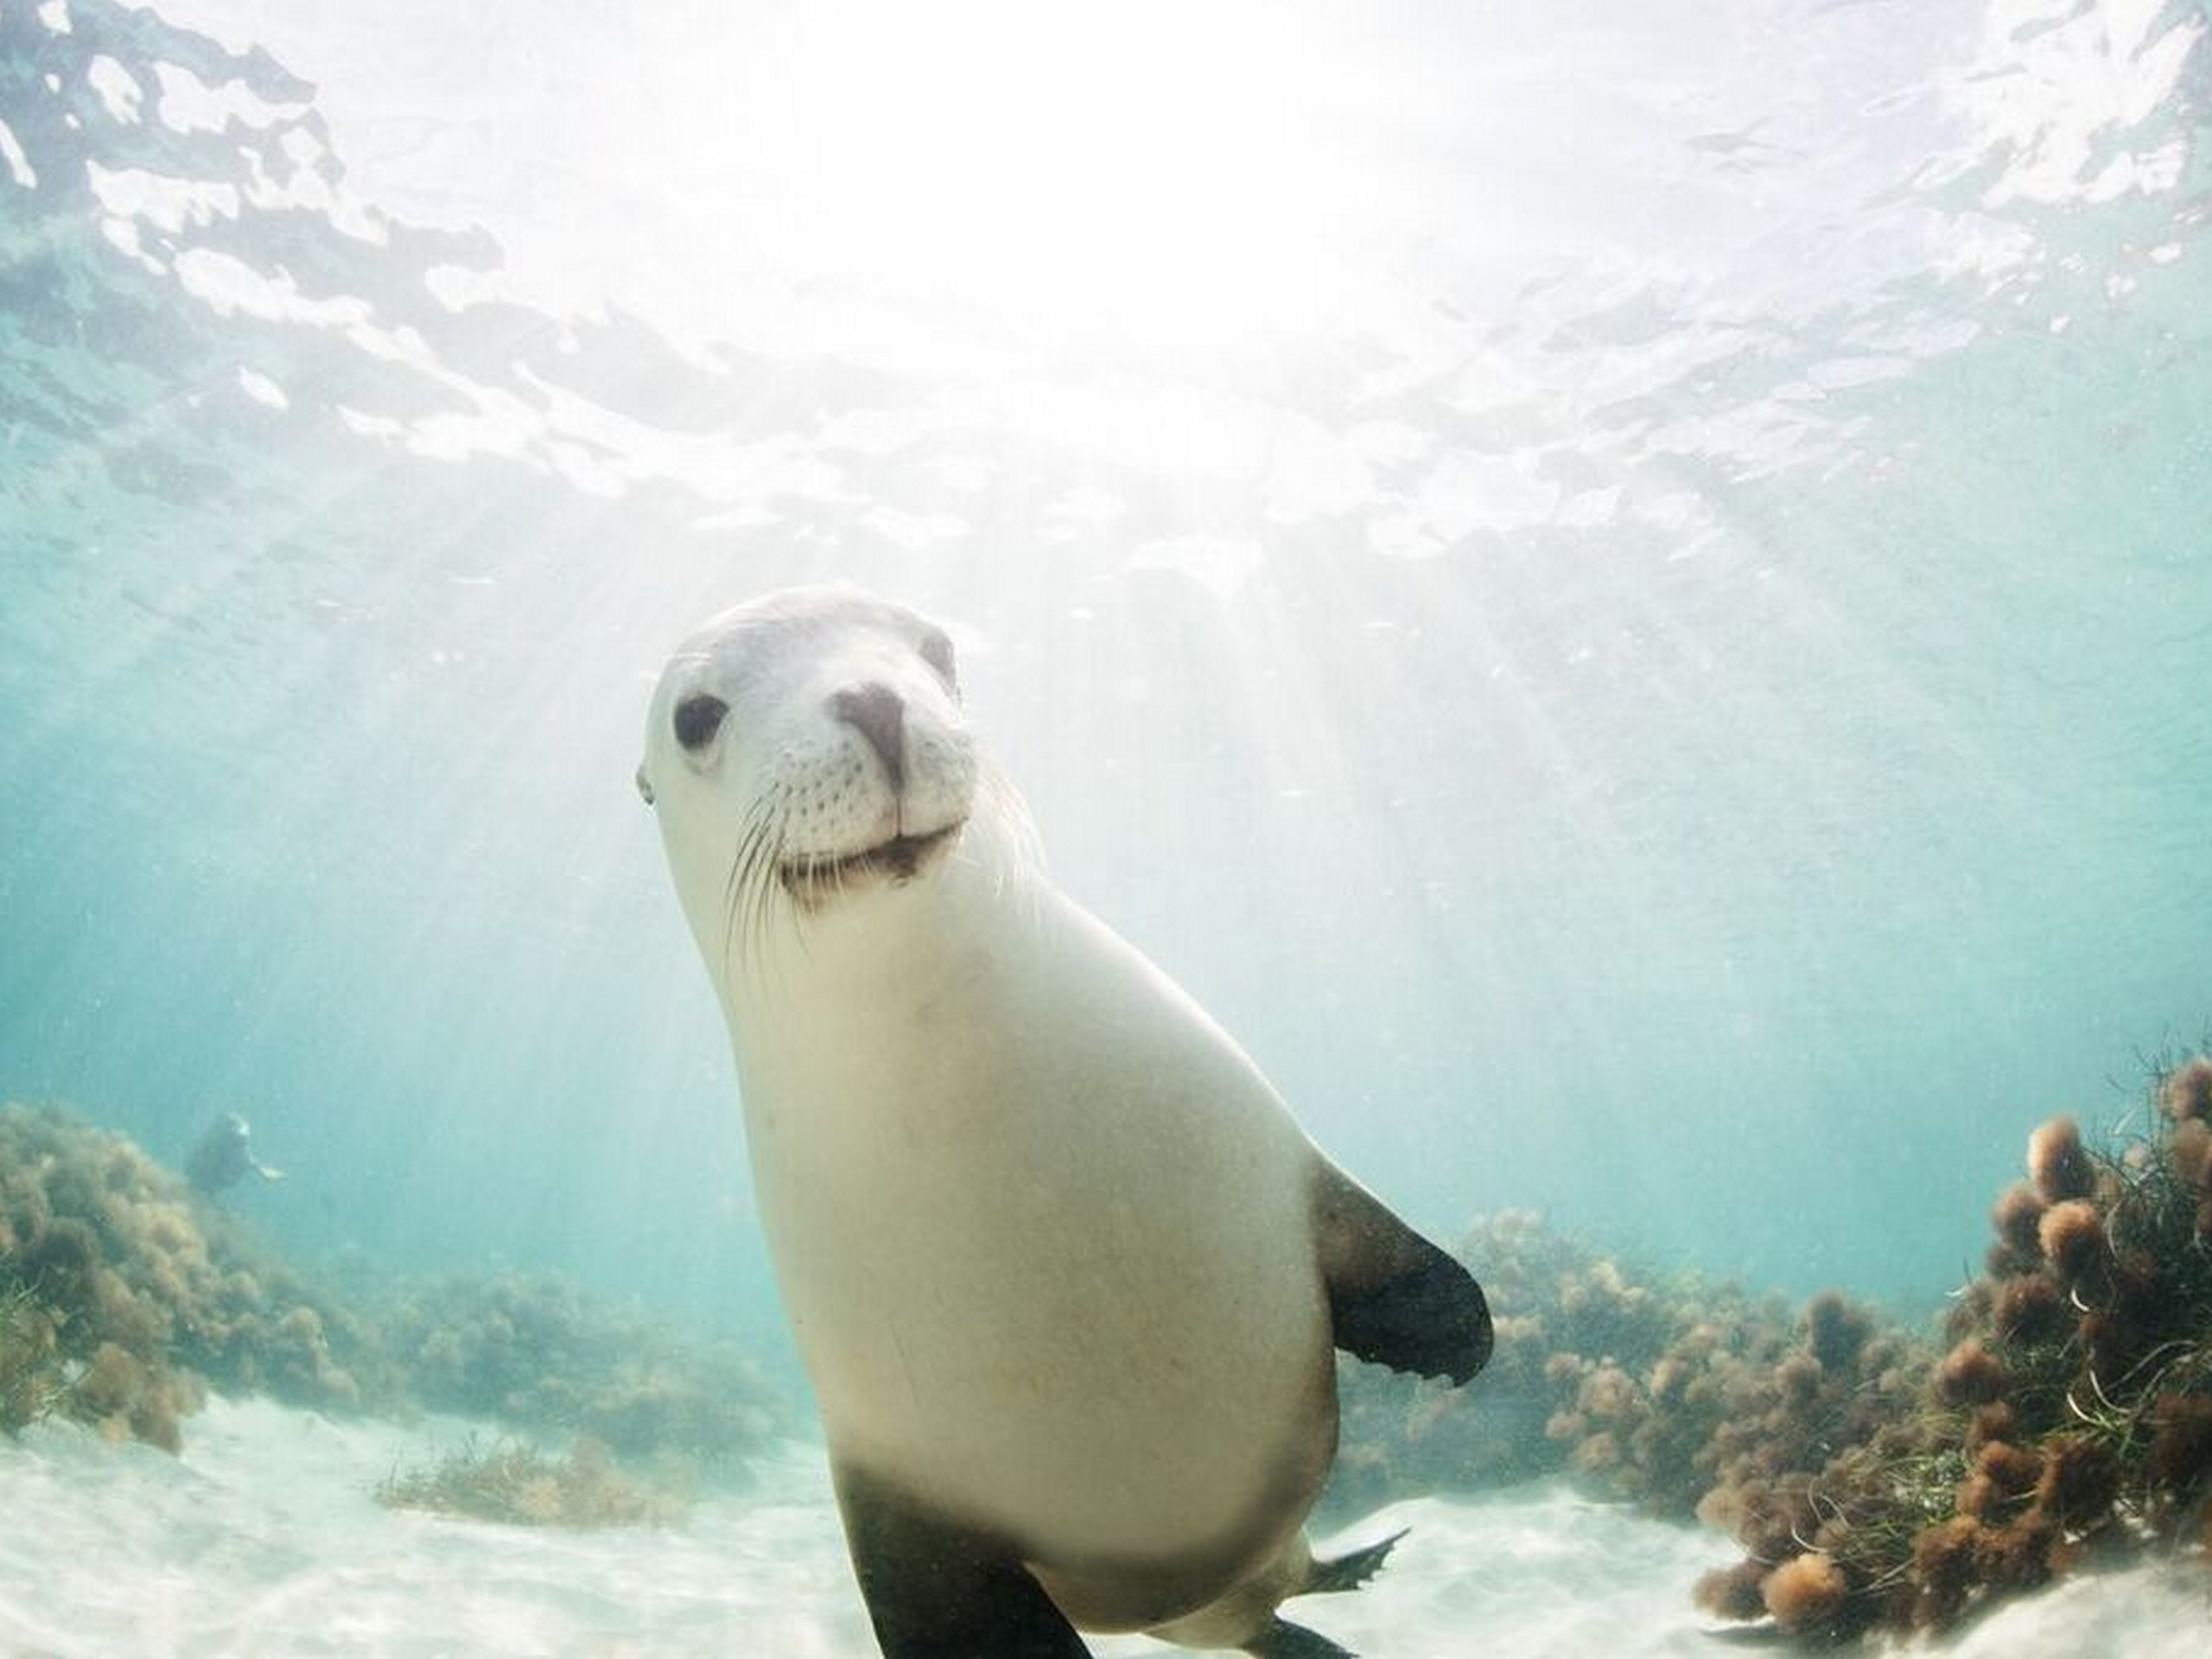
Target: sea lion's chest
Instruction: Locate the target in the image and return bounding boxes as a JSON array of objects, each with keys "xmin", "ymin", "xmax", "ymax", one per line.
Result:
[{"xmin": 730, "ymin": 896, "xmax": 1334, "ymax": 1553}]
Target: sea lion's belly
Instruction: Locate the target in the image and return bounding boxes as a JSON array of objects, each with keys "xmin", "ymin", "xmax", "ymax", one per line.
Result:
[{"xmin": 740, "ymin": 911, "xmax": 1336, "ymax": 1577}]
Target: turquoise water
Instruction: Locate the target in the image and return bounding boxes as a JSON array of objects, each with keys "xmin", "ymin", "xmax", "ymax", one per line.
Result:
[{"xmin": 3, "ymin": 0, "xmax": 2209, "ymax": 1378}]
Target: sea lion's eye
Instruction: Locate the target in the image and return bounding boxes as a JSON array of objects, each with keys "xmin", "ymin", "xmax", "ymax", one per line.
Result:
[
  {"xmin": 673, "ymin": 692, "xmax": 729, "ymax": 751},
  {"xmin": 918, "ymin": 630, "xmax": 957, "ymax": 689}
]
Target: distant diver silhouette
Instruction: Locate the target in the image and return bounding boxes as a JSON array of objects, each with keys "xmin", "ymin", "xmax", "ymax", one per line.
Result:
[{"xmin": 186, "ymin": 1112, "xmax": 285, "ymax": 1195}]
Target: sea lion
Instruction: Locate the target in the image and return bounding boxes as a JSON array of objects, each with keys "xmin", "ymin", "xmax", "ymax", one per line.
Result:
[{"xmin": 638, "ymin": 586, "xmax": 1490, "ymax": 1658}]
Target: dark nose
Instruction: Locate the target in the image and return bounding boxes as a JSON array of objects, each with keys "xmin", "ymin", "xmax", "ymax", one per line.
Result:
[{"xmin": 831, "ymin": 682, "xmax": 906, "ymax": 792}]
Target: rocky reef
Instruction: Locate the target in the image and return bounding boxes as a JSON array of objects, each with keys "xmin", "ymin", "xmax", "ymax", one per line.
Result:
[
  {"xmin": 1688, "ymin": 1055, "xmax": 2212, "ymax": 1639},
  {"xmin": 0, "ymin": 1100, "xmax": 786, "ymax": 1491},
  {"xmin": 0, "ymin": 1102, "xmax": 380, "ymax": 1448},
  {"xmin": 13, "ymin": 1058, "xmax": 2212, "ymax": 1575},
  {"xmin": 1329, "ymin": 1206, "xmax": 1767, "ymax": 1512},
  {"xmin": 1338, "ymin": 1055, "xmax": 2212, "ymax": 1641},
  {"xmin": 377, "ymin": 1271, "xmax": 783, "ymax": 1465}
]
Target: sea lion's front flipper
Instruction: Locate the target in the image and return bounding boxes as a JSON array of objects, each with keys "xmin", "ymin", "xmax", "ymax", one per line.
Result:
[
  {"xmin": 833, "ymin": 1460, "xmax": 1092, "ymax": 1658},
  {"xmin": 1312, "ymin": 1161, "xmax": 1492, "ymax": 1384}
]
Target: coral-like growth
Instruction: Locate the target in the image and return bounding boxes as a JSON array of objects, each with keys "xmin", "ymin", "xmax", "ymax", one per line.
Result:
[
  {"xmin": 1689, "ymin": 1056, "xmax": 2212, "ymax": 1639},
  {"xmin": 1988, "ymin": 1182, "xmax": 2046, "ymax": 1273},
  {"xmin": 0, "ymin": 1102, "xmax": 382, "ymax": 1450},
  {"xmin": 1691, "ymin": 1558, "xmax": 1768, "ymax": 1623},
  {"xmin": 2160, "ymin": 1058, "xmax": 2212, "ymax": 1125},
  {"xmin": 1337, "ymin": 1053, "xmax": 2212, "ymax": 1645},
  {"xmin": 374, "ymin": 1434, "xmax": 686, "ymax": 1528},
  {"xmin": 374, "ymin": 1272, "xmax": 785, "ymax": 1464},
  {"xmin": 0, "ymin": 1102, "xmax": 786, "ymax": 1466},
  {"xmin": 0, "ymin": 1280, "xmax": 67, "ymax": 1433},
  {"xmin": 1332, "ymin": 1211, "xmax": 1926, "ymax": 1538},
  {"xmin": 2035, "ymin": 1198, "xmax": 2105, "ymax": 1284},
  {"xmin": 2025, "ymin": 1115, "xmax": 2094, "ymax": 1205},
  {"xmin": 1328, "ymin": 1210, "xmax": 1756, "ymax": 1515},
  {"xmin": 1761, "ymin": 1550, "xmax": 1847, "ymax": 1632},
  {"xmin": 1934, "ymin": 1338, "xmax": 2004, "ymax": 1407}
]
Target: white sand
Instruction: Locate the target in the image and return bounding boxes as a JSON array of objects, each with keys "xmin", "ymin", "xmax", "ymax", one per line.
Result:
[{"xmin": 0, "ymin": 1396, "xmax": 2203, "ymax": 1656}]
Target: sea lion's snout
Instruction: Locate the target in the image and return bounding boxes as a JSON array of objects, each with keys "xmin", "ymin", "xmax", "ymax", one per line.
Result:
[
  {"xmin": 830, "ymin": 681, "xmax": 907, "ymax": 794},
  {"xmin": 772, "ymin": 665, "xmax": 973, "ymax": 903}
]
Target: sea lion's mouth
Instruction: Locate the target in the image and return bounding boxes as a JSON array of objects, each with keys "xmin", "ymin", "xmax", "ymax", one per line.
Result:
[{"xmin": 778, "ymin": 819, "xmax": 965, "ymax": 900}]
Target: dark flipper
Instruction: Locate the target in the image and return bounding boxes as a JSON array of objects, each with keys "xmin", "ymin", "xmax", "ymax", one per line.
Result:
[
  {"xmin": 1313, "ymin": 1162, "xmax": 1492, "ymax": 1383},
  {"xmin": 1247, "ymin": 1617, "xmax": 1361, "ymax": 1659},
  {"xmin": 1303, "ymin": 1528, "xmax": 1409, "ymax": 1595},
  {"xmin": 833, "ymin": 1460, "xmax": 1091, "ymax": 1659}
]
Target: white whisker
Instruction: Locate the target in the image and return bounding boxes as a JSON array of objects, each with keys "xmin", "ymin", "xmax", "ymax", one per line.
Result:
[{"xmin": 721, "ymin": 784, "xmax": 787, "ymax": 994}]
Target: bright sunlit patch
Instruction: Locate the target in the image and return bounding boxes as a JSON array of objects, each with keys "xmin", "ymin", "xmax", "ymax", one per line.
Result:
[
  {"xmin": 1127, "ymin": 532, "xmax": 1262, "ymax": 596},
  {"xmin": 749, "ymin": 0, "xmax": 1368, "ymax": 345},
  {"xmin": 1940, "ymin": 0, "xmax": 2207, "ymax": 209},
  {"xmin": 86, "ymin": 54, "xmax": 144, "ymax": 124},
  {"xmin": 0, "ymin": 118, "xmax": 37, "ymax": 189},
  {"xmin": 235, "ymin": 365, "xmax": 289, "ymax": 410},
  {"xmin": 146, "ymin": 0, "xmax": 1416, "ymax": 360},
  {"xmin": 151, "ymin": 59, "xmax": 308, "ymax": 135}
]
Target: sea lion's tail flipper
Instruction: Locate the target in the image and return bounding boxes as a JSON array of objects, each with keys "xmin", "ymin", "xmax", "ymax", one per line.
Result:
[
  {"xmin": 1302, "ymin": 1527, "xmax": 1409, "ymax": 1595},
  {"xmin": 1244, "ymin": 1618, "xmax": 1359, "ymax": 1659},
  {"xmin": 832, "ymin": 1459, "xmax": 1092, "ymax": 1658},
  {"xmin": 1312, "ymin": 1161, "xmax": 1492, "ymax": 1384}
]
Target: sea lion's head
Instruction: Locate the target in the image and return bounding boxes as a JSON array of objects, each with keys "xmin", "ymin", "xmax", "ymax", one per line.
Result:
[{"xmin": 639, "ymin": 587, "xmax": 987, "ymax": 971}]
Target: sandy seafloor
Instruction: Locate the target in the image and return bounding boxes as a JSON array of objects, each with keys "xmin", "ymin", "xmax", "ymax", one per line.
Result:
[{"xmin": 0, "ymin": 1398, "xmax": 2203, "ymax": 1657}]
